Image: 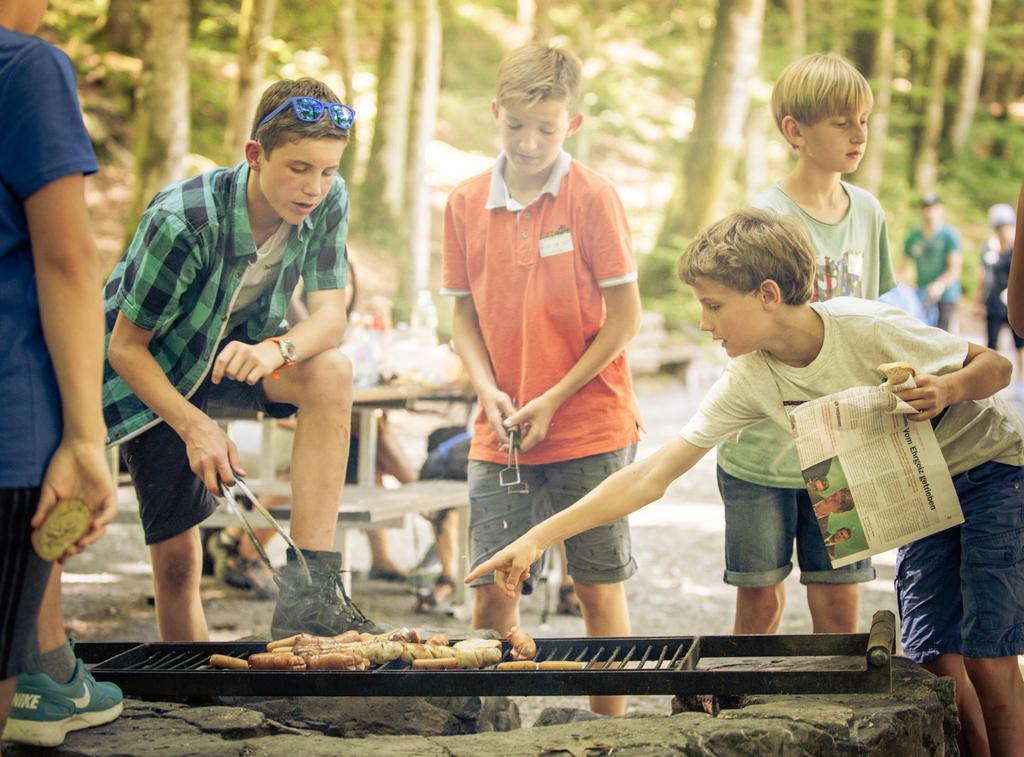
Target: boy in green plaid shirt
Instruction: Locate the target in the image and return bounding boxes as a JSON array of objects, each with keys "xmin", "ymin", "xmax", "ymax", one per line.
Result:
[{"xmin": 102, "ymin": 78, "xmax": 383, "ymax": 640}]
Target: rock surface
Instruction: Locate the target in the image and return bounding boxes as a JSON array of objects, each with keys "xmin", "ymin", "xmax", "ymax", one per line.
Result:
[
  {"xmin": 226, "ymin": 694, "xmax": 521, "ymax": 737},
  {"xmin": 4, "ymin": 658, "xmax": 955, "ymax": 755}
]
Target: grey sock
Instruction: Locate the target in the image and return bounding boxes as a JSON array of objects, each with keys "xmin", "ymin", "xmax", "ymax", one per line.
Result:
[{"xmin": 38, "ymin": 641, "xmax": 76, "ymax": 684}]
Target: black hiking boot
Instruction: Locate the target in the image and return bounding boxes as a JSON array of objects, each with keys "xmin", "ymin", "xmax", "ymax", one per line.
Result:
[{"xmin": 270, "ymin": 548, "xmax": 386, "ymax": 639}]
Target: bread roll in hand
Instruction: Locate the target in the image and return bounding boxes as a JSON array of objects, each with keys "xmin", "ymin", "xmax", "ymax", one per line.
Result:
[{"xmin": 878, "ymin": 361, "xmax": 916, "ymax": 385}]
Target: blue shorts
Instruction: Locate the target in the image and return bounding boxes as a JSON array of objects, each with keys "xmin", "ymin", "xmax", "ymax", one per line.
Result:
[
  {"xmin": 896, "ymin": 460, "xmax": 1024, "ymax": 662},
  {"xmin": 467, "ymin": 446, "xmax": 638, "ymax": 593},
  {"xmin": 718, "ymin": 466, "xmax": 875, "ymax": 587}
]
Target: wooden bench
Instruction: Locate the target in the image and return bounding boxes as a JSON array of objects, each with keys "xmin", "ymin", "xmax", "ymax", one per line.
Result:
[
  {"xmin": 109, "ymin": 388, "xmax": 476, "ymax": 603},
  {"xmin": 114, "ymin": 479, "xmax": 470, "ymax": 601}
]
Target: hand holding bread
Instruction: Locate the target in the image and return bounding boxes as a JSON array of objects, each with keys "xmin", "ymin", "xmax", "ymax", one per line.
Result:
[
  {"xmin": 879, "ymin": 361, "xmax": 956, "ymax": 423},
  {"xmin": 878, "ymin": 361, "xmax": 916, "ymax": 386}
]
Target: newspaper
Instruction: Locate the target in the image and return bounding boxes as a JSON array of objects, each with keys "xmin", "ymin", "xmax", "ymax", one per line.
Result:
[{"xmin": 787, "ymin": 377, "xmax": 963, "ymax": 568}]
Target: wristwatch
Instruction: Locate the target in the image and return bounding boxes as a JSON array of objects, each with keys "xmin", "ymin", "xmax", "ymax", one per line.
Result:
[{"xmin": 268, "ymin": 337, "xmax": 297, "ymax": 367}]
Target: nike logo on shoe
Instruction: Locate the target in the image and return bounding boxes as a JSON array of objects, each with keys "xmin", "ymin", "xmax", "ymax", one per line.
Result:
[
  {"xmin": 70, "ymin": 686, "xmax": 90, "ymax": 709},
  {"xmin": 12, "ymin": 692, "xmax": 41, "ymax": 709}
]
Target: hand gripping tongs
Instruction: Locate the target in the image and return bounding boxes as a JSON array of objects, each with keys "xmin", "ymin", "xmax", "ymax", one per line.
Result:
[
  {"xmin": 218, "ymin": 476, "xmax": 312, "ymax": 586},
  {"xmin": 498, "ymin": 426, "xmax": 529, "ymax": 494}
]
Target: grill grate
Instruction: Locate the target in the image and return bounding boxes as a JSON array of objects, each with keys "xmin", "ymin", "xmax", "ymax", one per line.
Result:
[{"xmin": 79, "ymin": 611, "xmax": 895, "ymax": 699}]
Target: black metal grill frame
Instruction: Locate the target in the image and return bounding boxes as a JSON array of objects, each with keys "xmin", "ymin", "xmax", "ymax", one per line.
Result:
[{"xmin": 77, "ymin": 611, "xmax": 895, "ymax": 699}]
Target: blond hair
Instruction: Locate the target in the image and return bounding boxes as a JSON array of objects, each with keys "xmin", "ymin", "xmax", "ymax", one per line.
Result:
[
  {"xmin": 677, "ymin": 208, "xmax": 816, "ymax": 305},
  {"xmin": 771, "ymin": 53, "xmax": 873, "ymax": 137},
  {"xmin": 495, "ymin": 42, "xmax": 582, "ymax": 112},
  {"xmin": 250, "ymin": 78, "xmax": 348, "ymax": 156}
]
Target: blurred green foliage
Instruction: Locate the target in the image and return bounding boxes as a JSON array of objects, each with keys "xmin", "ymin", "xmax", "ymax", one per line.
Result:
[{"xmin": 38, "ymin": 0, "xmax": 1024, "ymax": 335}]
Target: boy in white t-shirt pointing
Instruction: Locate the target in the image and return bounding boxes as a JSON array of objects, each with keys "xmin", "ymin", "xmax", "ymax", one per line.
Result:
[{"xmin": 467, "ymin": 207, "xmax": 1024, "ymax": 755}]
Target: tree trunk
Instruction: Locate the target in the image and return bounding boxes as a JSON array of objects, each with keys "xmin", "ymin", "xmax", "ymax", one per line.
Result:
[
  {"xmin": 912, "ymin": 0, "xmax": 955, "ymax": 192},
  {"xmin": 980, "ymin": 59, "xmax": 1005, "ymax": 105},
  {"xmin": 992, "ymin": 61, "xmax": 1024, "ymax": 158},
  {"xmin": 905, "ymin": 0, "xmax": 928, "ymax": 175},
  {"xmin": 223, "ymin": 0, "xmax": 276, "ymax": 162},
  {"xmin": 572, "ymin": 7, "xmax": 595, "ymax": 166},
  {"xmin": 405, "ymin": 0, "xmax": 442, "ymax": 299},
  {"xmin": 517, "ymin": 0, "xmax": 535, "ymax": 30},
  {"xmin": 129, "ymin": 0, "xmax": 190, "ymax": 233},
  {"xmin": 948, "ymin": 0, "xmax": 992, "ymax": 156},
  {"xmin": 743, "ymin": 85, "xmax": 770, "ymax": 200},
  {"xmin": 361, "ymin": 0, "xmax": 416, "ymax": 232},
  {"xmin": 784, "ymin": 0, "xmax": 806, "ymax": 56},
  {"xmin": 104, "ymin": 0, "xmax": 137, "ymax": 53},
  {"xmin": 657, "ymin": 0, "xmax": 766, "ymax": 244},
  {"xmin": 852, "ymin": 0, "xmax": 895, "ymax": 196},
  {"xmin": 334, "ymin": 0, "xmax": 358, "ymax": 178},
  {"xmin": 532, "ymin": 0, "xmax": 554, "ymax": 41},
  {"xmin": 825, "ymin": 0, "xmax": 848, "ymax": 55}
]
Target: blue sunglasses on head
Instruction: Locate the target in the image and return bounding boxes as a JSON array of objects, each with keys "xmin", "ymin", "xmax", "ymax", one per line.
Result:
[{"xmin": 255, "ymin": 96, "xmax": 356, "ymax": 133}]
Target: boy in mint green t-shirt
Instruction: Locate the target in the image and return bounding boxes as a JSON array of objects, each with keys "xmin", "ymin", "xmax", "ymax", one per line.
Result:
[{"xmin": 716, "ymin": 53, "xmax": 895, "ymax": 638}]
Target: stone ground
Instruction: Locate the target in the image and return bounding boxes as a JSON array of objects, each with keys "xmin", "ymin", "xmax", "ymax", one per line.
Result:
[{"xmin": 16, "ymin": 323, "xmax": 1023, "ymax": 753}]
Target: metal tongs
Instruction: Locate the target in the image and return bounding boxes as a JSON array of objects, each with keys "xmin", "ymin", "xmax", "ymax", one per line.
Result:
[
  {"xmin": 498, "ymin": 426, "xmax": 529, "ymax": 494},
  {"xmin": 219, "ymin": 476, "xmax": 312, "ymax": 586}
]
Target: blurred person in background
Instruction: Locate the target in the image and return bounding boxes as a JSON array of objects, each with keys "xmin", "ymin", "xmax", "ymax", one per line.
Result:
[
  {"xmin": 980, "ymin": 203, "xmax": 1024, "ymax": 396},
  {"xmin": 1006, "ymin": 184, "xmax": 1024, "ymax": 339},
  {"xmin": 903, "ymin": 193, "xmax": 962, "ymax": 331}
]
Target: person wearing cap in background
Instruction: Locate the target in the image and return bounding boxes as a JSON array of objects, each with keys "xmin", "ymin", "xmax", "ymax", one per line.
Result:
[
  {"xmin": 981, "ymin": 202, "xmax": 1024, "ymax": 395},
  {"xmin": 903, "ymin": 193, "xmax": 962, "ymax": 331}
]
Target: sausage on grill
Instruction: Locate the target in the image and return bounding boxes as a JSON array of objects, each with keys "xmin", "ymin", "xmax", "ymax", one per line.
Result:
[
  {"xmin": 209, "ymin": 654, "xmax": 249, "ymax": 670},
  {"xmin": 248, "ymin": 652, "xmax": 306, "ymax": 670}
]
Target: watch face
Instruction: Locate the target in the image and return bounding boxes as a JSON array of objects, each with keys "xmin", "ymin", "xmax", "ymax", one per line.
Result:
[{"xmin": 279, "ymin": 339, "xmax": 297, "ymax": 363}]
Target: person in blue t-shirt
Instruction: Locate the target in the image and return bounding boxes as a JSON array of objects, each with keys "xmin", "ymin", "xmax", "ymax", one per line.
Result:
[{"xmin": 0, "ymin": 0, "xmax": 120, "ymax": 748}]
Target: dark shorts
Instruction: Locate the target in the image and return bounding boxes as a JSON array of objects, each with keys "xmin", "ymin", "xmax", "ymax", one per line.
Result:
[
  {"xmin": 121, "ymin": 372, "xmax": 296, "ymax": 545},
  {"xmin": 718, "ymin": 466, "xmax": 874, "ymax": 587},
  {"xmin": 896, "ymin": 460, "xmax": 1024, "ymax": 662},
  {"xmin": 467, "ymin": 445, "xmax": 638, "ymax": 593},
  {"xmin": 987, "ymin": 316, "xmax": 1024, "ymax": 350},
  {"xmin": 0, "ymin": 488, "xmax": 53, "ymax": 678}
]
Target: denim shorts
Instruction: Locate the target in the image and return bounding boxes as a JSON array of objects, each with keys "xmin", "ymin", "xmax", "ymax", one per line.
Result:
[
  {"xmin": 718, "ymin": 466, "xmax": 875, "ymax": 587},
  {"xmin": 896, "ymin": 460, "xmax": 1024, "ymax": 662},
  {"xmin": 467, "ymin": 445, "xmax": 638, "ymax": 593}
]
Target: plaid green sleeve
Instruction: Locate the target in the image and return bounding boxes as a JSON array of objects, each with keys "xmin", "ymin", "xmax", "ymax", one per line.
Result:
[
  {"xmin": 301, "ymin": 174, "xmax": 348, "ymax": 292},
  {"xmin": 115, "ymin": 208, "xmax": 207, "ymax": 332}
]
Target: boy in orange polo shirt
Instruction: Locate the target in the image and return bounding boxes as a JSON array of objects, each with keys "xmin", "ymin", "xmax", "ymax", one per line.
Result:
[{"xmin": 442, "ymin": 42, "xmax": 641, "ymax": 716}]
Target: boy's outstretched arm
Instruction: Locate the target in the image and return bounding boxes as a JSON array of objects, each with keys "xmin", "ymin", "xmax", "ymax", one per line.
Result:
[
  {"xmin": 452, "ymin": 296, "xmax": 516, "ymax": 445},
  {"xmin": 898, "ymin": 342, "xmax": 1012, "ymax": 422},
  {"xmin": 26, "ymin": 174, "xmax": 116, "ymax": 557},
  {"xmin": 465, "ymin": 436, "xmax": 709, "ymax": 596},
  {"xmin": 1008, "ymin": 181, "xmax": 1024, "ymax": 336},
  {"xmin": 505, "ymin": 282, "xmax": 641, "ymax": 452}
]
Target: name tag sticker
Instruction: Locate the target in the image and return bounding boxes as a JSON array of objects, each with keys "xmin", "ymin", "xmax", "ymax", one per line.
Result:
[{"xmin": 540, "ymin": 228, "xmax": 574, "ymax": 258}]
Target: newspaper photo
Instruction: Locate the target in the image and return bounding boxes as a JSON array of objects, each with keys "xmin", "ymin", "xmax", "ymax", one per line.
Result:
[{"xmin": 788, "ymin": 374, "xmax": 963, "ymax": 568}]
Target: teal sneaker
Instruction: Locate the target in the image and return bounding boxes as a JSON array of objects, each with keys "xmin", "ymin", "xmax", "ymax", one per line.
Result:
[{"xmin": 2, "ymin": 658, "xmax": 123, "ymax": 747}]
